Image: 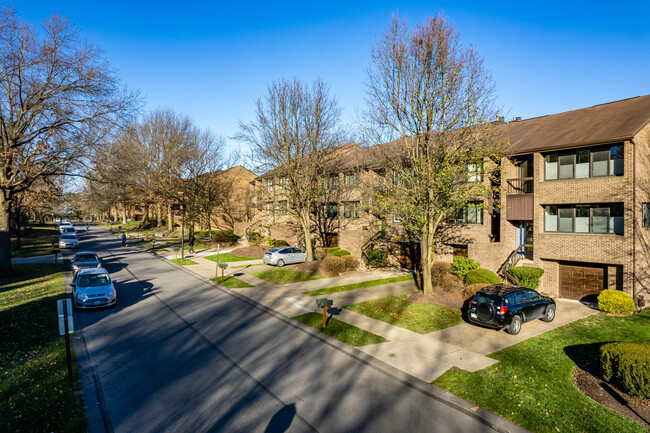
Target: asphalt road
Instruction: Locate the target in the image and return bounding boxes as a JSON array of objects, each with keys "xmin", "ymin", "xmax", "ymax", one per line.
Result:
[{"xmin": 68, "ymin": 226, "xmax": 526, "ymax": 433}]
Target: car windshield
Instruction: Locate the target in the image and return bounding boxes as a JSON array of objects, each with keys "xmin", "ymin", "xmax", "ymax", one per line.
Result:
[
  {"xmin": 76, "ymin": 254, "xmax": 98, "ymax": 262},
  {"xmin": 62, "ymin": 227, "xmax": 75, "ymax": 232},
  {"xmin": 62, "ymin": 234, "xmax": 77, "ymax": 240},
  {"xmin": 77, "ymin": 273, "xmax": 110, "ymax": 287}
]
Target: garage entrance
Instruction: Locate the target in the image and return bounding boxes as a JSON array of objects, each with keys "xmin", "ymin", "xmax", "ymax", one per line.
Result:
[{"xmin": 559, "ymin": 262, "xmax": 605, "ymax": 302}]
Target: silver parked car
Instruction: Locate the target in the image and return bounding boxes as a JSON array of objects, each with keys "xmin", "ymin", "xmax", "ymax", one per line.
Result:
[
  {"xmin": 59, "ymin": 233, "xmax": 79, "ymax": 249},
  {"xmin": 72, "ymin": 268, "xmax": 116, "ymax": 309},
  {"xmin": 263, "ymin": 247, "xmax": 307, "ymax": 267},
  {"xmin": 60, "ymin": 226, "xmax": 76, "ymax": 234},
  {"xmin": 72, "ymin": 251, "xmax": 101, "ymax": 276}
]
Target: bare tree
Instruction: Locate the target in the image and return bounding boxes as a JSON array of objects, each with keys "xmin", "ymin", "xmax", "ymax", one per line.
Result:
[
  {"xmin": 365, "ymin": 15, "xmax": 506, "ymax": 294},
  {"xmin": 0, "ymin": 8, "xmax": 138, "ymax": 271},
  {"xmin": 236, "ymin": 78, "xmax": 342, "ymax": 261}
]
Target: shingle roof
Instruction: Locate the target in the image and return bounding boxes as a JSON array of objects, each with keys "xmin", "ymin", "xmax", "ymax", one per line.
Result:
[{"xmin": 502, "ymin": 95, "xmax": 650, "ymax": 155}]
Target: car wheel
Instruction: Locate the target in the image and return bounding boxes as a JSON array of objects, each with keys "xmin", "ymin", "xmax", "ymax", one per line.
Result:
[
  {"xmin": 541, "ymin": 305, "xmax": 556, "ymax": 322},
  {"xmin": 277, "ymin": 259, "xmax": 285, "ymax": 267},
  {"xmin": 507, "ymin": 315, "xmax": 522, "ymax": 335}
]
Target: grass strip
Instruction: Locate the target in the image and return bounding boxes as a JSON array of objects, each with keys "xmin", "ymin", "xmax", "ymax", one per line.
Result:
[
  {"xmin": 211, "ymin": 276, "xmax": 253, "ymax": 288},
  {"xmin": 10, "ymin": 225, "xmax": 59, "ymax": 258},
  {"xmin": 231, "ymin": 263, "xmax": 266, "ymax": 268},
  {"xmin": 170, "ymin": 258, "xmax": 198, "ymax": 265},
  {"xmin": 293, "ymin": 313, "xmax": 388, "ymax": 346},
  {"xmin": 305, "ymin": 274, "xmax": 414, "ymax": 296},
  {"xmin": 0, "ymin": 264, "xmax": 87, "ymax": 432},
  {"xmin": 253, "ymin": 268, "xmax": 323, "ymax": 284},
  {"xmin": 204, "ymin": 253, "xmax": 258, "ymax": 263},
  {"xmin": 344, "ymin": 293, "xmax": 462, "ymax": 334},
  {"xmin": 434, "ymin": 310, "xmax": 650, "ymax": 433}
]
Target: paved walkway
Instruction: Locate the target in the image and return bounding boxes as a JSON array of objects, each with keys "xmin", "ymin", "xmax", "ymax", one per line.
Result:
[{"xmin": 160, "ymin": 252, "xmax": 597, "ymax": 382}]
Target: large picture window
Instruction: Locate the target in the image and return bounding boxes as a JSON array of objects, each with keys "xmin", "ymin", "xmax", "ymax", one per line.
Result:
[
  {"xmin": 344, "ymin": 202, "xmax": 360, "ymax": 218},
  {"xmin": 544, "ymin": 203, "xmax": 623, "ymax": 235},
  {"xmin": 344, "ymin": 173, "xmax": 360, "ymax": 188},
  {"xmin": 323, "ymin": 203, "xmax": 338, "ymax": 218},
  {"xmin": 449, "ymin": 203, "xmax": 484, "ymax": 225},
  {"xmin": 323, "ymin": 174, "xmax": 339, "ymax": 190},
  {"xmin": 544, "ymin": 144, "xmax": 623, "ymax": 180}
]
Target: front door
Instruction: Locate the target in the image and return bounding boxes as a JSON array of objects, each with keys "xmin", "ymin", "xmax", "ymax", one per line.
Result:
[{"xmin": 516, "ymin": 222, "xmax": 533, "ymax": 258}]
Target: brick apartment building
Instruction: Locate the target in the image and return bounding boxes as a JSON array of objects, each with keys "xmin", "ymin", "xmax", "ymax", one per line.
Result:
[{"xmin": 245, "ymin": 95, "xmax": 650, "ymax": 303}]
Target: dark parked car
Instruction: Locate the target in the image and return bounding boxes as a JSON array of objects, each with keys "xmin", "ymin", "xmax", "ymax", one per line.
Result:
[
  {"xmin": 72, "ymin": 251, "xmax": 101, "ymax": 277},
  {"xmin": 468, "ymin": 284, "xmax": 556, "ymax": 335}
]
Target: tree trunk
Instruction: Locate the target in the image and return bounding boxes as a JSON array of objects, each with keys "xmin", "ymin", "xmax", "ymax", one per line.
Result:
[
  {"xmin": 14, "ymin": 208, "xmax": 22, "ymax": 250},
  {"xmin": 157, "ymin": 203, "xmax": 162, "ymax": 227},
  {"xmin": 144, "ymin": 204, "xmax": 150, "ymax": 222},
  {"xmin": 0, "ymin": 194, "xmax": 13, "ymax": 273},
  {"xmin": 167, "ymin": 204, "xmax": 173, "ymax": 232},
  {"xmin": 122, "ymin": 203, "xmax": 127, "ymax": 225},
  {"xmin": 298, "ymin": 208, "xmax": 314, "ymax": 261}
]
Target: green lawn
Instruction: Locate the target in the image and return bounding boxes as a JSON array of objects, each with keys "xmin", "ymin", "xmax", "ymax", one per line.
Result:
[
  {"xmin": 211, "ymin": 276, "xmax": 253, "ymax": 288},
  {"xmin": 204, "ymin": 253, "xmax": 258, "ymax": 263},
  {"xmin": 434, "ymin": 310, "xmax": 650, "ymax": 433},
  {"xmin": 293, "ymin": 313, "xmax": 388, "ymax": 346},
  {"xmin": 231, "ymin": 263, "xmax": 266, "ymax": 268},
  {"xmin": 0, "ymin": 264, "xmax": 87, "ymax": 432},
  {"xmin": 305, "ymin": 274, "xmax": 414, "ymax": 296},
  {"xmin": 10, "ymin": 225, "xmax": 59, "ymax": 258},
  {"xmin": 253, "ymin": 268, "xmax": 324, "ymax": 284},
  {"xmin": 170, "ymin": 258, "xmax": 198, "ymax": 265},
  {"xmin": 344, "ymin": 293, "xmax": 462, "ymax": 334}
]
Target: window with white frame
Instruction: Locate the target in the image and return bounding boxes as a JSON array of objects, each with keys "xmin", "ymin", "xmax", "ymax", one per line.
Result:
[
  {"xmin": 267, "ymin": 179, "xmax": 273, "ymax": 192},
  {"xmin": 278, "ymin": 201, "xmax": 287, "ymax": 215},
  {"xmin": 544, "ymin": 203, "xmax": 623, "ymax": 235},
  {"xmin": 467, "ymin": 163, "xmax": 484, "ymax": 182},
  {"xmin": 266, "ymin": 202, "xmax": 274, "ymax": 215},
  {"xmin": 278, "ymin": 177, "xmax": 287, "ymax": 190}
]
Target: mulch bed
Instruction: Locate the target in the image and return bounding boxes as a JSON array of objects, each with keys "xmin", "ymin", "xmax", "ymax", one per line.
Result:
[
  {"xmin": 291, "ymin": 260, "xmax": 329, "ymax": 276},
  {"xmin": 572, "ymin": 367, "xmax": 649, "ymax": 427},
  {"xmin": 406, "ymin": 289, "xmax": 465, "ymax": 310},
  {"xmin": 229, "ymin": 246, "xmax": 267, "ymax": 259}
]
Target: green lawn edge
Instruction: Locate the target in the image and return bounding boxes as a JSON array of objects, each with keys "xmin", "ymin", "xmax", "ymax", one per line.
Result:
[
  {"xmin": 253, "ymin": 268, "xmax": 324, "ymax": 284},
  {"xmin": 305, "ymin": 274, "xmax": 414, "ymax": 296},
  {"xmin": 344, "ymin": 293, "xmax": 462, "ymax": 334},
  {"xmin": 211, "ymin": 276, "xmax": 253, "ymax": 288},
  {"xmin": 204, "ymin": 253, "xmax": 257, "ymax": 263},
  {"xmin": 170, "ymin": 258, "xmax": 198, "ymax": 265},
  {"xmin": 433, "ymin": 310, "xmax": 650, "ymax": 433},
  {"xmin": 293, "ymin": 312, "xmax": 388, "ymax": 346}
]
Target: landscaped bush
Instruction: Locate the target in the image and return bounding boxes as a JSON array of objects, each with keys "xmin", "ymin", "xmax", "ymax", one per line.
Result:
[
  {"xmin": 314, "ymin": 248, "xmax": 328, "ymax": 260},
  {"xmin": 248, "ymin": 231, "xmax": 261, "ymax": 244},
  {"xmin": 465, "ymin": 268, "xmax": 501, "ymax": 285},
  {"xmin": 342, "ymin": 255, "xmax": 359, "ymax": 272},
  {"xmin": 323, "ymin": 256, "xmax": 346, "ymax": 276},
  {"xmin": 331, "ymin": 249, "xmax": 351, "ymax": 257},
  {"xmin": 327, "ymin": 247, "xmax": 340, "ymax": 254},
  {"xmin": 600, "ymin": 341, "xmax": 650, "ymax": 399},
  {"xmin": 598, "ymin": 289, "xmax": 635, "ymax": 314},
  {"xmin": 507, "ymin": 267, "xmax": 544, "ymax": 290},
  {"xmin": 463, "ymin": 283, "xmax": 492, "ymax": 298},
  {"xmin": 431, "ymin": 261, "xmax": 452, "ymax": 287},
  {"xmin": 365, "ymin": 247, "xmax": 388, "ymax": 266},
  {"xmin": 270, "ymin": 239, "xmax": 289, "ymax": 247},
  {"xmin": 450, "ymin": 256, "xmax": 480, "ymax": 280},
  {"xmin": 441, "ymin": 274, "xmax": 465, "ymax": 292}
]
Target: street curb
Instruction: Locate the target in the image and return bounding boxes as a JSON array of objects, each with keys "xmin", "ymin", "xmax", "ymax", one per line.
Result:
[{"xmin": 150, "ymin": 247, "xmax": 530, "ymax": 433}]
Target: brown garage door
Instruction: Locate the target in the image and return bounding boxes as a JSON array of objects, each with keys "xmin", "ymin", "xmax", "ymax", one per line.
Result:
[{"xmin": 559, "ymin": 262, "xmax": 605, "ymax": 301}]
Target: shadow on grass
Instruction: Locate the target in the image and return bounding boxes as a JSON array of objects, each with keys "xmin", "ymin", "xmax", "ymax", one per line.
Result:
[{"xmin": 563, "ymin": 342, "xmax": 605, "ymax": 376}]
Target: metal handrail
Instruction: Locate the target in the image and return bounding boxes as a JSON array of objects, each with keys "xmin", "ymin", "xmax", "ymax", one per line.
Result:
[
  {"xmin": 497, "ymin": 243, "xmax": 533, "ymax": 283},
  {"xmin": 506, "ymin": 177, "xmax": 534, "ymax": 194}
]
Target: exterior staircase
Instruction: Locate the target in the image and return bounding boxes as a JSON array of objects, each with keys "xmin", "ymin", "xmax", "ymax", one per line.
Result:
[{"xmin": 497, "ymin": 244, "xmax": 533, "ymax": 284}]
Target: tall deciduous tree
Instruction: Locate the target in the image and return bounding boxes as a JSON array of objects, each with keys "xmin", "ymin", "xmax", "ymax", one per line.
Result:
[
  {"xmin": 365, "ymin": 15, "xmax": 505, "ymax": 294},
  {"xmin": 236, "ymin": 78, "xmax": 342, "ymax": 261},
  {"xmin": 0, "ymin": 8, "xmax": 138, "ymax": 271}
]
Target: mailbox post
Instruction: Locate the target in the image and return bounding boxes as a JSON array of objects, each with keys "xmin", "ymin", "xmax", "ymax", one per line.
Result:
[
  {"xmin": 173, "ymin": 247, "xmax": 180, "ymax": 260},
  {"xmin": 218, "ymin": 263, "xmax": 228, "ymax": 281},
  {"xmin": 315, "ymin": 298, "xmax": 333, "ymax": 328}
]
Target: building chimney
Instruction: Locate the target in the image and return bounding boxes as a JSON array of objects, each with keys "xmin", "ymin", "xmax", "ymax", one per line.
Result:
[{"xmin": 512, "ymin": 116, "xmax": 522, "ymax": 122}]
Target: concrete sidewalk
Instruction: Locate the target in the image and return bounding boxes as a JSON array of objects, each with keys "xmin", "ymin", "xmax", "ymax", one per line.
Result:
[{"xmin": 161, "ymin": 252, "xmax": 597, "ymax": 382}]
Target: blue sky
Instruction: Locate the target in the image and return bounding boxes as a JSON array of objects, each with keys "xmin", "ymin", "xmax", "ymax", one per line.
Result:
[{"xmin": 14, "ymin": 1, "xmax": 650, "ymax": 158}]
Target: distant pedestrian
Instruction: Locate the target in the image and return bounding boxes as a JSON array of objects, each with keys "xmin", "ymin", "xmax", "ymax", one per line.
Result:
[
  {"xmin": 188, "ymin": 235, "xmax": 195, "ymax": 255},
  {"xmin": 121, "ymin": 232, "xmax": 126, "ymax": 247},
  {"xmin": 85, "ymin": 222, "xmax": 89, "ymax": 232}
]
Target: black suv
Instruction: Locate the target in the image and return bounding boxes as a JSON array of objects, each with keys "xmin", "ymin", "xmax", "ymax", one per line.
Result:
[{"xmin": 468, "ymin": 284, "xmax": 556, "ymax": 335}]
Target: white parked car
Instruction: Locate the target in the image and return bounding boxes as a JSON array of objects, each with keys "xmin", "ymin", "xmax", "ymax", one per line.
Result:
[
  {"xmin": 59, "ymin": 233, "xmax": 79, "ymax": 249},
  {"xmin": 72, "ymin": 268, "xmax": 116, "ymax": 309},
  {"xmin": 263, "ymin": 247, "xmax": 307, "ymax": 267}
]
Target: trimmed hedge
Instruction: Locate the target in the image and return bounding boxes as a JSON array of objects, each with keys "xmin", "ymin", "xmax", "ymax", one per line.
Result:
[
  {"xmin": 342, "ymin": 255, "xmax": 359, "ymax": 272},
  {"xmin": 598, "ymin": 289, "xmax": 635, "ymax": 314},
  {"xmin": 331, "ymin": 249, "xmax": 351, "ymax": 257},
  {"xmin": 441, "ymin": 274, "xmax": 464, "ymax": 292},
  {"xmin": 465, "ymin": 268, "xmax": 501, "ymax": 285},
  {"xmin": 323, "ymin": 256, "xmax": 346, "ymax": 276},
  {"xmin": 314, "ymin": 248, "xmax": 328, "ymax": 260},
  {"xmin": 600, "ymin": 341, "xmax": 650, "ymax": 399},
  {"xmin": 508, "ymin": 267, "xmax": 544, "ymax": 290},
  {"xmin": 463, "ymin": 283, "xmax": 491, "ymax": 298},
  {"xmin": 365, "ymin": 247, "xmax": 388, "ymax": 266},
  {"xmin": 270, "ymin": 239, "xmax": 289, "ymax": 247},
  {"xmin": 327, "ymin": 247, "xmax": 340, "ymax": 254},
  {"xmin": 450, "ymin": 256, "xmax": 480, "ymax": 280},
  {"xmin": 431, "ymin": 261, "xmax": 452, "ymax": 287}
]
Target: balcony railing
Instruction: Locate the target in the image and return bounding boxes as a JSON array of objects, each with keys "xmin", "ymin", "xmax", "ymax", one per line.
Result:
[{"xmin": 506, "ymin": 177, "xmax": 534, "ymax": 194}]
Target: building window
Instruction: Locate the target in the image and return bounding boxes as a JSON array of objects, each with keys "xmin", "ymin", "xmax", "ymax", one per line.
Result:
[
  {"xmin": 467, "ymin": 163, "xmax": 483, "ymax": 182},
  {"xmin": 544, "ymin": 203, "xmax": 623, "ymax": 235},
  {"xmin": 266, "ymin": 202, "xmax": 274, "ymax": 215},
  {"xmin": 393, "ymin": 215, "xmax": 401, "ymax": 223},
  {"xmin": 278, "ymin": 201, "xmax": 287, "ymax": 215},
  {"xmin": 323, "ymin": 174, "xmax": 339, "ymax": 190},
  {"xmin": 267, "ymin": 179, "xmax": 273, "ymax": 192},
  {"xmin": 344, "ymin": 202, "xmax": 360, "ymax": 218},
  {"xmin": 344, "ymin": 173, "xmax": 360, "ymax": 188},
  {"xmin": 393, "ymin": 170, "xmax": 402, "ymax": 186},
  {"xmin": 643, "ymin": 203, "xmax": 650, "ymax": 228},
  {"xmin": 323, "ymin": 203, "xmax": 338, "ymax": 218},
  {"xmin": 449, "ymin": 202, "xmax": 484, "ymax": 224},
  {"xmin": 545, "ymin": 144, "xmax": 623, "ymax": 180},
  {"xmin": 278, "ymin": 177, "xmax": 287, "ymax": 190}
]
